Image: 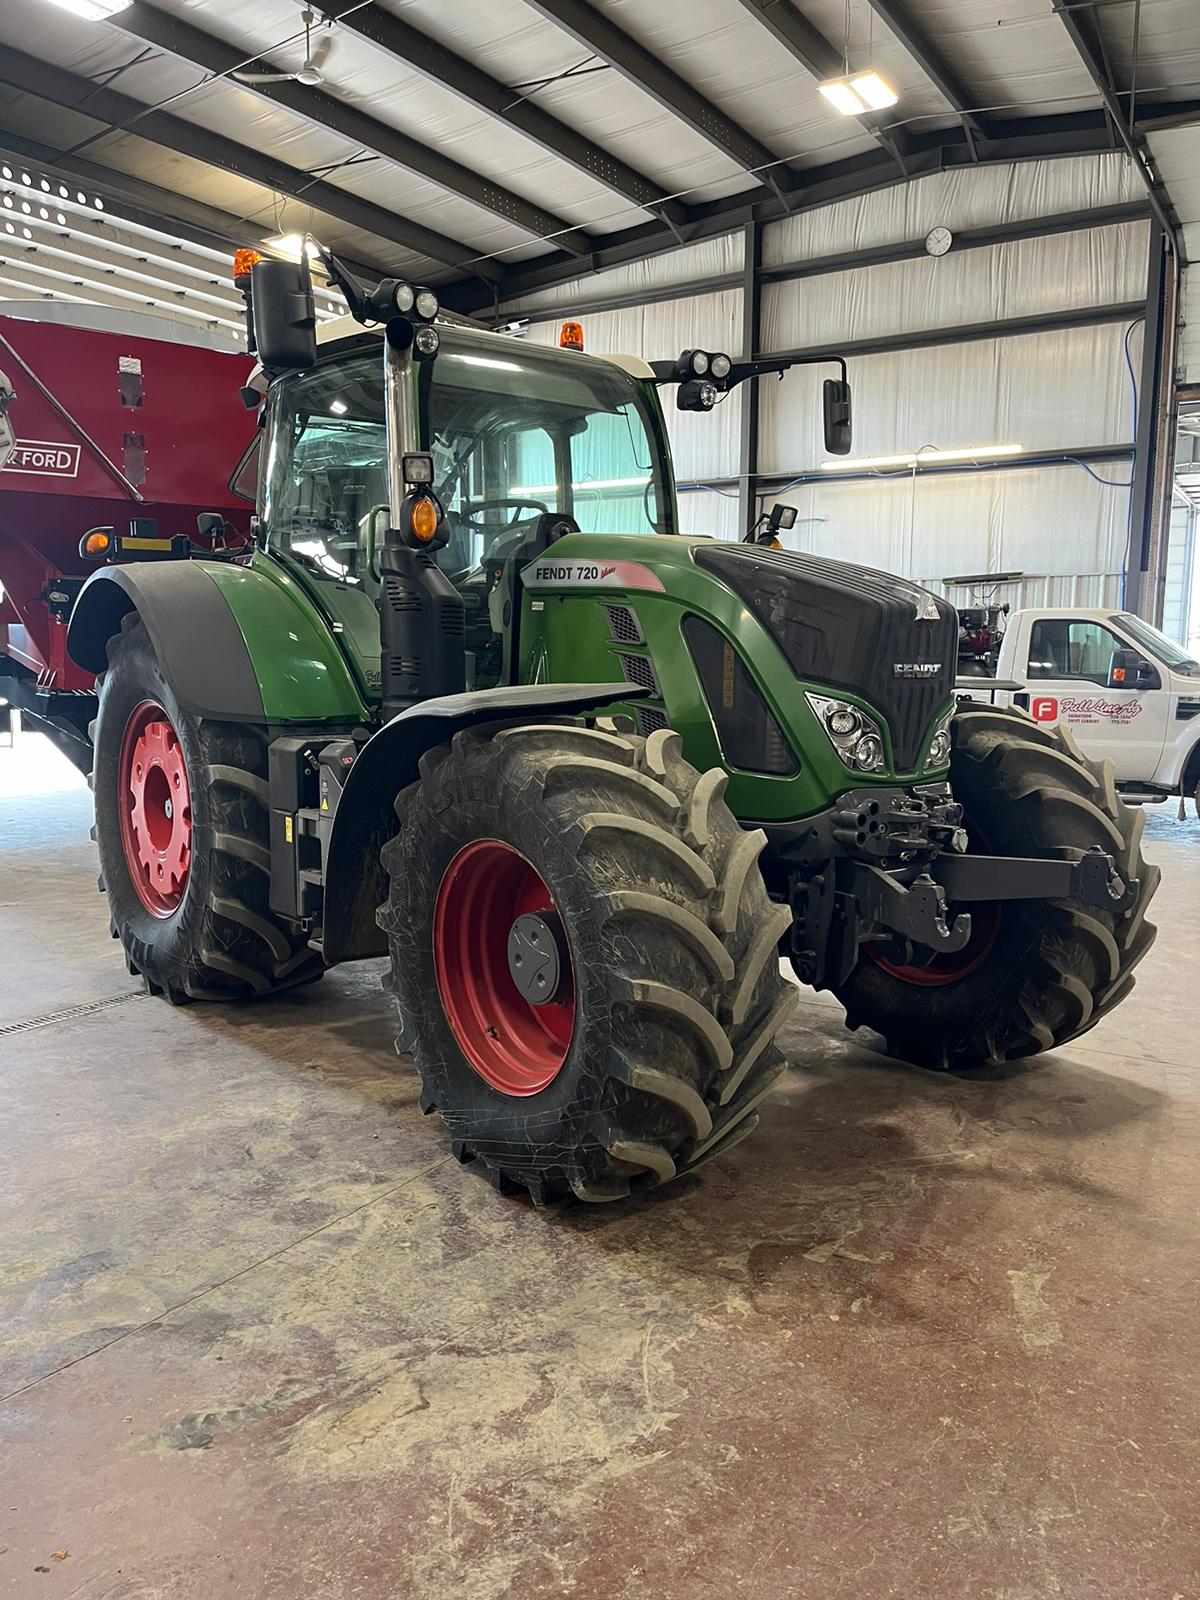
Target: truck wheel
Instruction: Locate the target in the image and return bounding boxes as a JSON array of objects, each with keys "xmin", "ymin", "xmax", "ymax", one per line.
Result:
[
  {"xmin": 379, "ymin": 723, "xmax": 798, "ymax": 1203},
  {"xmin": 91, "ymin": 612, "xmax": 323, "ymax": 1002},
  {"xmin": 833, "ymin": 703, "xmax": 1158, "ymax": 1068}
]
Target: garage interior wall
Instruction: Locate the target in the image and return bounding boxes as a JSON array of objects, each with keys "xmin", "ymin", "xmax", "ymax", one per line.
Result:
[{"xmin": 507, "ymin": 153, "xmax": 1151, "ymax": 612}]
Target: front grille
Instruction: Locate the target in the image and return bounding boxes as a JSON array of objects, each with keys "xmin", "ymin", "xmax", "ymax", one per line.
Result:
[
  {"xmin": 636, "ymin": 707, "xmax": 669, "ymax": 736},
  {"xmin": 683, "ymin": 616, "xmax": 798, "ymax": 776},
  {"xmin": 618, "ymin": 653, "xmax": 660, "ymax": 696},
  {"xmin": 694, "ymin": 544, "xmax": 956, "ymax": 770},
  {"xmin": 604, "ymin": 603, "xmax": 644, "ymax": 645}
]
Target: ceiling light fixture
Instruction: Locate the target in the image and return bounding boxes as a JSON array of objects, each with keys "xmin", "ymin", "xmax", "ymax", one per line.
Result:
[
  {"xmin": 37, "ymin": 0, "xmax": 133, "ymax": 18},
  {"xmin": 820, "ymin": 443, "xmax": 1024, "ymax": 472},
  {"xmin": 263, "ymin": 232, "xmax": 321, "ymax": 262},
  {"xmin": 818, "ymin": 70, "xmax": 899, "ymax": 116}
]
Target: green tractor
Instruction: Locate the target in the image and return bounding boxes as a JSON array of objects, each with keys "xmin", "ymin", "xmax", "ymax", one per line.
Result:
[{"xmin": 67, "ymin": 251, "xmax": 1157, "ymax": 1204}]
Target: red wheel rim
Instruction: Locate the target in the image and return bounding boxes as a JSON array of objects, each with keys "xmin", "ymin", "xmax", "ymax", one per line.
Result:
[
  {"xmin": 117, "ymin": 699, "xmax": 192, "ymax": 917},
  {"xmin": 433, "ymin": 840, "xmax": 575, "ymax": 1096},
  {"xmin": 866, "ymin": 899, "xmax": 1001, "ymax": 987}
]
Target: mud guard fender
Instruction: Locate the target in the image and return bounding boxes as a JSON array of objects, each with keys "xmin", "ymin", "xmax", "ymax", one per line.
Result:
[
  {"xmin": 322, "ymin": 683, "xmax": 648, "ymax": 965},
  {"xmin": 67, "ymin": 561, "xmax": 364, "ymax": 724}
]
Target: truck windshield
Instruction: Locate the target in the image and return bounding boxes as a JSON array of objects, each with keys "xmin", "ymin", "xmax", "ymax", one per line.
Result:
[
  {"xmin": 1115, "ymin": 613, "xmax": 1200, "ymax": 674},
  {"xmin": 421, "ymin": 331, "xmax": 671, "ymax": 577}
]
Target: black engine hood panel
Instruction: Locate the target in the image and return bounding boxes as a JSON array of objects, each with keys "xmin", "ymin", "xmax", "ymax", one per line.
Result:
[{"xmin": 694, "ymin": 544, "xmax": 957, "ymax": 770}]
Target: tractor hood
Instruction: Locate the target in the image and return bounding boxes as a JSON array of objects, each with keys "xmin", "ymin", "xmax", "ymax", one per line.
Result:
[{"xmin": 693, "ymin": 544, "xmax": 958, "ymax": 771}]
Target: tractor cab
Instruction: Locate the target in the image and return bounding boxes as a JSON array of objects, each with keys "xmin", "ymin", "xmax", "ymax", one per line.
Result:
[{"xmin": 258, "ymin": 319, "xmax": 676, "ymax": 696}]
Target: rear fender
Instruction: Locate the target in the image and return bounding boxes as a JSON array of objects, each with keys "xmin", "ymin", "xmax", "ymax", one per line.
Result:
[
  {"xmin": 323, "ymin": 682, "xmax": 646, "ymax": 964},
  {"xmin": 67, "ymin": 560, "xmax": 366, "ymax": 724}
]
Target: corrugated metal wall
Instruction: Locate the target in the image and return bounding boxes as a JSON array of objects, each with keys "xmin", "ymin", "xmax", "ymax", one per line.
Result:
[{"xmin": 497, "ymin": 152, "xmax": 1150, "ymax": 600}]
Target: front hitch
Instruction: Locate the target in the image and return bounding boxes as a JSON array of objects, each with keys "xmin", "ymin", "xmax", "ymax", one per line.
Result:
[
  {"xmin": 932, "ymin": 845, "xmax": 1137, "ymax": 915},
  {"xmin": 853, "ymin": 865, "xmax": 972, "ymax": 954}
]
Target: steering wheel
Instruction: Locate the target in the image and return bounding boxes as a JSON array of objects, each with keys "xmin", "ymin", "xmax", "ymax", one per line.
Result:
[{"xmin": 461, "ymin": 497, "xmax": 550, "ymax": 529}]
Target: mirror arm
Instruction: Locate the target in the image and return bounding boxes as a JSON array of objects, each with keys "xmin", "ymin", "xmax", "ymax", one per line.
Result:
[
  {"xmin": 723, "ymin": 353, "xmax": 847, "ymax": 391},
  {"xmin": 651, "ymin": 351, "xmax": 848, "ymax": 391},
  {"xmin": 313, "ymin": 242, "xmax": 370, "ymax": 324}
]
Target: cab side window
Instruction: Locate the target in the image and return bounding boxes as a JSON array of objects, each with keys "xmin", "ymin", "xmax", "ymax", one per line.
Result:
[{"xmin": 1028, "ymin": 619, "xmax": 1127, "ymax": 685}]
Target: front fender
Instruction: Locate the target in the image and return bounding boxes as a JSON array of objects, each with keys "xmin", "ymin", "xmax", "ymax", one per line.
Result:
[
  {"xmin": 67, "ymin": 557, "xmax": 368, "ymax": 725},
  {"xmin": 322, "ymin": 682, "xmax": 647, "ymax": 964}
]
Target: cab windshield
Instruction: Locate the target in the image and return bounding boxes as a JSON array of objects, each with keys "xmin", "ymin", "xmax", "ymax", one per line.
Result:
[
  {"xmin": 420, "ymin": 330, "xmax": 671, "ymax": 579},
  {"xmin": 1115, "ymin": 613, "xmax": 1200, "ymax": 675},
  {"xmin": 261, "ymin": 348, "xmax": 386, "ymax": 585}
]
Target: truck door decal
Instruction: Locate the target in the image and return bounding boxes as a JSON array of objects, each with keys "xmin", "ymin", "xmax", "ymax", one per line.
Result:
[{"xmin": 1035, "ymin": 694, "xmax": 1143, "ymax": 727}]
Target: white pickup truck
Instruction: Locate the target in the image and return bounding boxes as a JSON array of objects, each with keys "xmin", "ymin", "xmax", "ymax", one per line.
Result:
[{"xmin": 963, "ymin": 607, "xmax": 1200, "ymax": 806}]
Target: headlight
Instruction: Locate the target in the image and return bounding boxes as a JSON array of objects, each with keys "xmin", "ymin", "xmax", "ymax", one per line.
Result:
[
  {"xmin": 710, "ymin": 351, "xmax": 731, "ymax": 380},
  {"xmin": 923, "ymin": 706, "xmax": 955, "ymax": 771},
  {"xmin": 854, "ymin": 734, "xmax": 883, "ymax": 771},
  {"xmin": 415, "ymin": 288, "xmax": 439, "ymax": 320},
  {"xmin": 690, "ymin": 349, "xmax": 709, "ymax": 375},
  {"xmin": 392, "ymin": 281, "xmax": 415, "ymax": 314},
  {"xmin": 806, "ymin": 692, "xmax": 886, "ymax": 774}
]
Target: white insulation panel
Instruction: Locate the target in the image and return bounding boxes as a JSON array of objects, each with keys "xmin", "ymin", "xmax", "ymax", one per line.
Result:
[{"xmin": 506, "ymin": 155, "xmax": 1149, "ymax": 591}]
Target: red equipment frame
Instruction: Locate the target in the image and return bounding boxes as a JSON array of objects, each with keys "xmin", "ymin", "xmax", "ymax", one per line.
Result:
[{"xmin": 0, "ymin": 304, "xmax": 255, "ymax": 695}]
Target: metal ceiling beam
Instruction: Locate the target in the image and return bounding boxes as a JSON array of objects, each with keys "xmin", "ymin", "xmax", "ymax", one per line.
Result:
[
  {"xmin": 521, "ymin": 0, "xmax": 796, "ymax": 199},
  {"xmin": 862, "ymin": 0, "xmax": 990, "ymax": 151},
  {"xmin": 107, "ymin": 2, "xmax": 592, "ymax": 258},
  {"xmin": 0, "ymin": 47, "xmax": 501, "ymax": 281},
  {"xmin": 1050, "ymin": 1, "xmax": 1181, "ymax": 252},
  {"xmin": 731, "ymin": 0, "xmax": 911, "ymax": 172},
  {"xmin": 337, "ymin": 5, "xmax": 688, "ymax": 231},
  {"xmin": 760, "ymin": 300, "xmax": 1145, "ymax": 364}
]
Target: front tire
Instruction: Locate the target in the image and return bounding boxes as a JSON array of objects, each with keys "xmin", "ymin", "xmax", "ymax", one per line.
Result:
[
  {"xmin": 92, "ymin": 613, "xmax": 323, "ymax": 1002},
  {"xmin": 833, "ymin": 703, "xmax": 1159, "ymax": 1068},
  {"xmin": 380, "ymin": 722, "xmax": 798, "ymax": 1203}
]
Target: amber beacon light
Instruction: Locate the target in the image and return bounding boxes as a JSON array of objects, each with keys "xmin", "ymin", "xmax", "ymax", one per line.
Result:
[{"xmin": 559, "ymin": 320, "xmax": 584, "ymax": 351}]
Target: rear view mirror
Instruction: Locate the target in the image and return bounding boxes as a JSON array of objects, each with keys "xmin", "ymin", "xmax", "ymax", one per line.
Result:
[
  {"xmin": 251, "ymin": 259, "xmax": 316, "ymax": 371},
  {"xmin": 823, "ymin": 378, "xmax": 852, "ymax": 454},
  {"xmin": 1108, "ymin": 647, "xmax": 1158, "ymax": 690}
]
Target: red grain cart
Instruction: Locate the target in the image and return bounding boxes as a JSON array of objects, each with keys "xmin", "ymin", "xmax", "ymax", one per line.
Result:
[{"xmin": 0, "ymin": 302, "xmax": 254, "ymax": 767}]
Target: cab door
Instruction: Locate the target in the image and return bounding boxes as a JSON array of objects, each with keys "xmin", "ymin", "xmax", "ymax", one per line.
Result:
[{"xmin": 1023, "ymin": 615, "xmax": 1169, "ymax": 779}]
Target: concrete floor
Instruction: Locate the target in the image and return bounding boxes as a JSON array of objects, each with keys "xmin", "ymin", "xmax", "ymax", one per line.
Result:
[{"xmin": 2, "ymin": 734, "xmax": 1198, "ymax": 1600}]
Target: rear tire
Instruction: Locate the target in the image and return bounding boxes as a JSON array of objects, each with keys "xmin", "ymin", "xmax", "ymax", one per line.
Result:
[
  {"xmin": 380, "ymin": 722, "xmax": 798, "ymax": 1203},
  {"xmin": 92, "ymin": 612, "xmax": 323, "ymax": 1002},
  {"xmin": 833, "ymin": 702, "xmax": 1158, "ymax": 1068}
]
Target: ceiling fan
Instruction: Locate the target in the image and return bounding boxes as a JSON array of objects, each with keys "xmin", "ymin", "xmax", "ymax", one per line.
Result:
[{"xmin": 233, "ymin": 9, "xmax": 332, "ymax": 89}]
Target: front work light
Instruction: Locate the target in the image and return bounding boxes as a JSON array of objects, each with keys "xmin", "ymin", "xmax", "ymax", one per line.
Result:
[
  {"xmin": 677, "ymin": 378, "xmax": 717, "ymax": 412},
  {"xmin": 402, "ymin": 452, "xmax": 434, "ymax": 486},
  {"xmin": 413, "ymin": 325, "xmax": 440, "ymax": 359}
]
